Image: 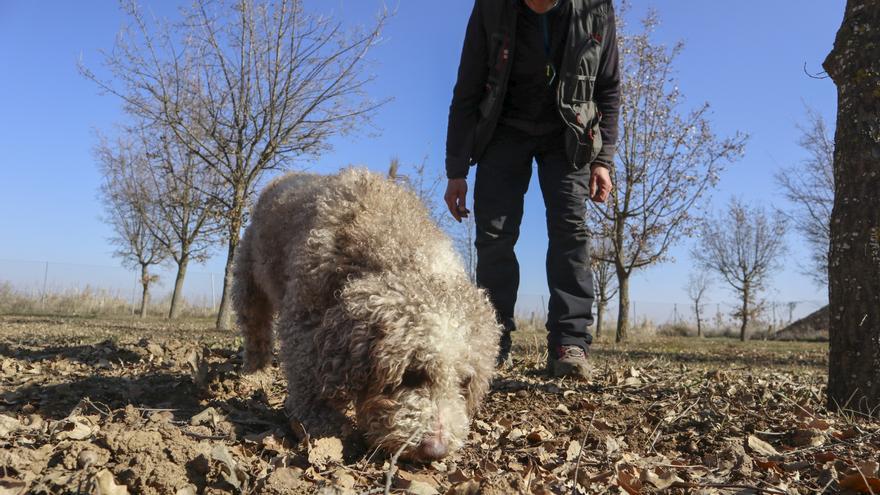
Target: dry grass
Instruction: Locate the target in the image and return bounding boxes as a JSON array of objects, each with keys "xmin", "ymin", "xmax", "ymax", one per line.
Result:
[{"xmin": 0, "ymin": 282, "xmax": 216, "ymax": 319}]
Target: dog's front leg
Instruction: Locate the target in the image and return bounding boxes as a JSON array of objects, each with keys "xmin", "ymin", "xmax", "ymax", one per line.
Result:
[{"xmin": 277, "ymin": 310, "xmax": 351, "ymax": 439}]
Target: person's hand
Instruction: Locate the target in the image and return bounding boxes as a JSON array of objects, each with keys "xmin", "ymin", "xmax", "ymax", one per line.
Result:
[
  {"xmin": 589, "ymin": 165, "xmax": 613, "ymax": 203},
  {"xmin": 444, "ymin": 178, "xmax": 470, "ymax": 222}
]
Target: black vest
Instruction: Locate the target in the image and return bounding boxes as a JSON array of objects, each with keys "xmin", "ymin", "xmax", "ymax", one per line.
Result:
[{"xmin": 474, "ymin": 0, "xmax": 611, "ymax": 168}]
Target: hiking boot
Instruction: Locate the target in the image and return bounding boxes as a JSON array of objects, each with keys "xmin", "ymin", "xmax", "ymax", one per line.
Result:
[
  {"xmin": 496, "ymin": 332, "xmax": 513, "ymax": 368},
  {"xmin": 547, "ymin": 345, "xmax": 592, "ymax": 380}
]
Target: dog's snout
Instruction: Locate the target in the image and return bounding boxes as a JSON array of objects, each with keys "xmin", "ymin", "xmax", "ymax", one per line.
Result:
[{"xmin": 417, "ymin": 437, "xmax": 448, "ymax": 460}]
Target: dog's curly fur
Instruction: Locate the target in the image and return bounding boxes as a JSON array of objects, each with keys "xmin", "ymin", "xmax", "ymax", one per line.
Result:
[{"xmin": 232, "ymin": 168, "xmax": 501, "ymax": 460}]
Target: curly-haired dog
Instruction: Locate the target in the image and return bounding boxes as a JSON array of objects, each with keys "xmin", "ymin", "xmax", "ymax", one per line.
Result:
[{"xmin": 232, "ymin": 168, "xmax": 501, "ymax": 461}]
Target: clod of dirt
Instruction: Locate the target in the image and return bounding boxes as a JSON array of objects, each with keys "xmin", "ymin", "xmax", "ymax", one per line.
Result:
[
  {"xmin": 307, "ymin": 437, "xmax": 344, "ymax": 470},
  {"xmin": 92, "ymin": 469, "xmax": 129, "ymax": 495}
]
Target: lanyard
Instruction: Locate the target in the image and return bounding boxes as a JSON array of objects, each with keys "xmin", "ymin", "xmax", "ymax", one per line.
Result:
[{"xmin": 541, "ymin": 12, "xmax": 556, "ymax": 84}]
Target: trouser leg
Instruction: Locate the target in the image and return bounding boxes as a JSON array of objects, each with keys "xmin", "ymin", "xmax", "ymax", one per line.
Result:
[
  {"xmin": 535, "ymin": 133, "xmax": 595, "ymax": 350},
  {"xmin": 474, "ymin": 126, "xmax": 534, "ymax": 335}
]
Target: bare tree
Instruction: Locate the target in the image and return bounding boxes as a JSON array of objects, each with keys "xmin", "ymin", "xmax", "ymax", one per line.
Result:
[
  {"xmin": 775, "ymin": 107, "xmax": 834, "ymax": 286},
  {"xmin": 685, "ymin": 270, "xmax": 711, "ymax": 337},
  {"xmin": 138, "ymin": 126, "xmax": 222, "ymax": 319},
  {"xmin": 823, "ymin": 0, "xmax": 880, "ymax": 415},
  {"xmin": 693, "ymin": 199, "xmax": 787, "ymax": 341},
  {"xmin": 388, "ymin": 157, "xmax": 477, "ymax": 281},
  {"xmin": 389, "ymin": 157, "xmax": 449, "ymax": 229},
  {"xmin": 587, "ymin": 10, "xmax": 747, "ymax": 342},
  {"xmin": 82, "ymin": 0, "xmax": 390, "ymax": 329},
  {"xmin": 97, "ymin": 136, "xmax": 166, "ymax": 318},
  {"xmin": 591, "ymin": 237, "xmax": 618, "ymax": 339}
]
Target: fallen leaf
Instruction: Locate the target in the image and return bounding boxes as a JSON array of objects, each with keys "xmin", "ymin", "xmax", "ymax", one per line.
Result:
[
  {"xmin": 617, "ymin": 467, "xmax": 642, "ymax": 495},
  {"xmin": 399, "ymin": 479, "xmax": 438, "ymax": 495},
  {"xmin": 839, "ymin": 473, "xmax": 880, "ymax": 493},
  {"xmin": 566, "ymin": 440, "xmax": 582, "ymax": 462},
  {"xmin": 858, "ymin": 461, "xmax": 880, "ymax": 478},
  {"xmin": 605, "ymin": 435, "xmax": 621, "ymax": 454},
  {"xmin": 190, "ymin": 407, "xmax": 222, "ymax": 428},
  {"xmin": 211, "ymin": 444, "xmax": 248, "ymax": 489},
  {"xmin": 447, "ymin": 469, "xmax": 469, "ymax": 484},
  {"xmin": 0, "ymin": 478, "xmax": 27, "ymax": 495},
  {"xmin": 527, "ymin": 428, "xmax": 552, "ymax": 444},
  {"xmin": 789, "ymin": 428, "xmax": 824, "ymax": 447},
  {"xmin": 747, "ymin": 435, "xmax": 779, "ymax": 456},
  {"xmin": 445, "ymin": 480, "xmax": 479, "ymax": 495},
  {"xmin": 0, "ymin": 415, "xmax": 21, "ymax": 437},
  {"xmin": 53, "ymin": 417, "xmax": 94, "ymax": 441},
  {"xmin": 642, "ymin": 468, "xmax": 683, "ymax": 490},
  {"xmin": 93, "ymin": 469, "xmax": 129, "ymax": 495}
]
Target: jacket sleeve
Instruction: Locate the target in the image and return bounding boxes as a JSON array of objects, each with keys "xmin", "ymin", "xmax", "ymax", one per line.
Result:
[
  {"xmin": 592, "ymin": 6, "xmax": 620, "ymax": 169},
  {"xmin": 445, "ymin": 1, "xmax": 489, "ymax": 179}
]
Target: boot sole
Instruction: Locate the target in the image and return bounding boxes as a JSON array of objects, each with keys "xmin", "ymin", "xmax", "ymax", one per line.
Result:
[{"xmin": 548, "ymin": 360, "xmax": 592, "ymax": 381}]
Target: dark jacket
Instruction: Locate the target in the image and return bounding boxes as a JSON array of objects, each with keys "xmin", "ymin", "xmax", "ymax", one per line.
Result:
[{"xmin": 445, "ymin": 0, "xmax": 620, "ymax": 179}]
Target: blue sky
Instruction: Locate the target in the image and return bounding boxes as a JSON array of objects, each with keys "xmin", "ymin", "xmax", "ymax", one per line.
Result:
[{"xmin": 0, "ymin": 1, "xmax": 843, "ymax": 321}]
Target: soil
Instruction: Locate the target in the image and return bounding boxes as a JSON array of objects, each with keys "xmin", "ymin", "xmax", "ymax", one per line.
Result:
[
  {"xmin": 0, "ymin": 315, "xmax": 877, "ymax": 494},
  {"xmin": 773, "ymin": 306, "xmax": 829, "ymax": 342}
]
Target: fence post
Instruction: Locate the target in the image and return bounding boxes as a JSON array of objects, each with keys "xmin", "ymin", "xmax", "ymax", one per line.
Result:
[
  {"xmin": 130, "ymin": 272, "xmax": 138, "ymax": 316},
  {"xmin": 40, "ymin": 261, "xmax": 49, "ymax": 310}
]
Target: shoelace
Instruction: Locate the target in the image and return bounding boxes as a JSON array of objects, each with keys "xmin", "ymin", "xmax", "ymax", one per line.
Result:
[{"xmin": 558, "ymin": 345, "xmax": 586, "ymax": 359}]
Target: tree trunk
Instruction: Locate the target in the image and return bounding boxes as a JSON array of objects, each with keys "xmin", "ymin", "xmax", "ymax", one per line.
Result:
[
  {"xmin": 740, "ymin": 284, "xmax": 749, "ymax": 342},
  {"xmin": 616, "ymin": 272, "xmax": 630, "ymax": 343},
  {"xmin": 596, "ymin": 301, "xmax": 605, "ymax": 339},
  {"xmin": 168, "ymin": 257, "xmax": 189, "ymax": 319},
  {"xmin": 824, "ymin": 0, "xmax": 880, "ymax": 414},
  {"xmin": 216, "ymin": 218, "xmax": 241, "ymax": 330},
  {"xmin": 695, "ymin": 302, "xmax": 702, "ymax": 337},
  {"xmin": 139, "ymin": 264, "xmax": 150, "ymax": 319}
]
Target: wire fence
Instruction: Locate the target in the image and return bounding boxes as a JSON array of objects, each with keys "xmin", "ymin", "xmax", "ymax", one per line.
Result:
[{"xmin": 0, "ymin": 259, "xmax": 826, "ymax": 330}]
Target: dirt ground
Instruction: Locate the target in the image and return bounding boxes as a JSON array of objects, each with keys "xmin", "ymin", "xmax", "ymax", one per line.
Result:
[{"xmin": 1, "ymin": 315, "xmax": 878, "ymax": 495}]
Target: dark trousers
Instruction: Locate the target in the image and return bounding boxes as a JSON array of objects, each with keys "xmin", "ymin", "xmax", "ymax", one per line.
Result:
[{"xmin": 474, "ymin": 124, "xmax": 595, "ymax": 350}]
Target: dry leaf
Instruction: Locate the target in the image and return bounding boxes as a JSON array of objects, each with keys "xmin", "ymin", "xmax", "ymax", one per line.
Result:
[
  {"xmin": 527, "ymin": 428, "xmax": 552, "ymax": 444},
  {"xmin": 0, "ymin": 415, "xmax": 21, "ymax": 437},
  {"xmin": 445, "ymin": 480, "xmax": 479, "ymax": 495},
  {"xmin": 858, "ymin": 461, "xmax": 880, "ymax": 478},
  {"xmin": 447, "ymin": 469, "xmax": 469, "ymax": 484},
  {"xmin": 0, "ymin": 478, "xmax": 27, "ymax": 495},
  {"xmin": 642, "ymin": 468, "xmax": 682, "ymax": 490},
  {"xmin": 789, "ymin": 428, "xmax": 824, "ymax": 447},
  {"xmin": 839, "ymin": 473, "xmax": 880, "ymax": 493},
  {"xmin": 616, "ymin": 467, "xmax": 642, "ymax": 495},
  {"xmin": 93, "ymin": 469, "xmax": 129, "ymax": 495},
  {"xmin": 211, "ymin": 444, "xmax": 248, "ymax": 489},
  {"xmin": 53, "ymin": 417, "xmax": 94, "ymax": 441},
  {"xmin": 190, "ymin": 407, "xmax": 222, "ymax": 428},
  {"xmin": 605, "ymin": 435, "xmax": 621, "ymax": 454},
  {"xmin": 566, "ymin": 440, "xmax": 582, "ymax": 462},
  {"xmin": 747, "ymin": 435, "xmax": 779, "ymax": 456}
]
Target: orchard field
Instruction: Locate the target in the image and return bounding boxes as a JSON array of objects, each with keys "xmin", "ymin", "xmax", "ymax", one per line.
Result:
[{"xmin": 0, "ymin": 315, "xmax": 877, "ymax": 494}]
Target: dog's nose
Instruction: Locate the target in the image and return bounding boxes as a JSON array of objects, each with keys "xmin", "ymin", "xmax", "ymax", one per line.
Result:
[{"xmin": 417, "ymin": 437, "xmax": 448, "ymax": 460}]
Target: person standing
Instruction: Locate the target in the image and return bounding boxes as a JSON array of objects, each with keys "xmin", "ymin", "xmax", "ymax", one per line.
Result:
[{"xmin": 444, "ymin": 0, "xmax": 620, "ymax": 379}]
